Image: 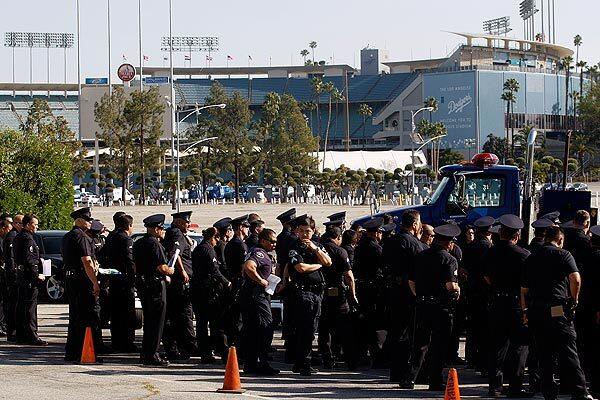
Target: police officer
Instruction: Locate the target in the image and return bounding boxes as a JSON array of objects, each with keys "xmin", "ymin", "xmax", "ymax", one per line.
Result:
[
  {"xmin": 133, "ymin": 214, "xmax": 173, "ymax": 366},
  {"xmin": 245, "ymin": 218, "xmax": 264, "ymax": 248},
  {"xmin": 318, "ymin": 225, "xmax": 358, "ymax": 370},
  {"xmin": 162, "ymin": 211, "xmax": 196, "ymax": 360},
  {"xmin": 521, "ymin": 226, "xmax": 594, "ymax": 400},
  {"xmin": 275, "ymin": 207, "xmax": 297, "ymax": 362},
  {"xmin": 327, "ymin": 212, "xmax": 347, "ymax": 230},
  {"xmin": 341, "ymin": 229, "xmax": 358, "ymax": 265},
  {"xmin": 191, "ymin": 226, "xmax": 231, "ymax": 363},
  {"xmin": 387, "ymin": 210, "xmax": 423, "ymax": 382},
  {"xmin": 462, "ymin": 216, "xmax": 494, "ymax": 373},
  {"xmin": 483, "ymin": 214, "xmax": 531, "ymax": 397},
  {"xmin": 62, "ymin": 208, "xmax": 100, "ymax": 361},
  {"xmin": 103, "ymin": 213, "xmax": 137, "ymax": 352},
  {"xmin": 224, "ymin": 215, "xmax": 250, "ymax": 348},
  {"xmin": 582, "ymin": 226, "xmax": 600, "ymax": 398},
  {"xmin": 240, "ymin": 228, "xmax": 280, "ymax": 376},
  {"xmin": 14, "ymin": 213, "xmax": 47, "ymax": 346},
  {"xmin": 562, "ymin": 210, "xmax": 591, "ymax": 267},
  {"xmin": 402, "ymin": 223, "xmax": 461, "ymax": 391},
  {"xmin": 352, "ymin": 217, "xmax": 385, "ymax": 366},
  {"xmin": 0, "ymin": 217, "xmax": 14, "ymax": 338},
  {"xmin": 288, "ymin": 215, "xmax": 332, "ymax": 375},
  {"xmin": 86, "ymin": 219, "xmax": 108, "ymax": 353},
  {"xmin": 213, "ymin": 217, "xmax": 233, "ymax": 269},
  {"xmin": 2, "ymin": 214, "xmax": 23, "ymax": 342},
  {"xmin": 419, "ymin": 224, "xmax": 435, "ymax": 247}
]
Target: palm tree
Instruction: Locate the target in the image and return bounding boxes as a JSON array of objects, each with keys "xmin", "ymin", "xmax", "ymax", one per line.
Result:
[
  {"xmin": 300, "ymin": 49, "xmax": 309, "ymax": 65},
  {"xmin": 358, "ymin": 103, "xmax": 373, "ymax": 150},
  {"xmin": 577, "ymin": 61, "xmax": 587, "ymax": 99},
  {"xmin": 424, "ymin": 97, "xmax": 439, "ymax": 172},
  {"xmin": 573, "ymin": 35, "xmax": 582, "ymax": 72},
  {"xmin": 331, "ymin": 89, "xmax": 345, "ymax": 150},
  {"xmin": 322, "ymin": 81, "xmax": 335, "ymax": 169},
  {"xmin": 502, "ymin": 78, "xmax": 520, "ymax": 156},
  {"xmin": 309, "ymin": 41, "xmax": 317, "ymax": 65},
  {"xmin": 561, "ymin": 56, "xmax": 574, "ymax": 129},
  {"xmin": 311, "ymin": 77, "xmax": 323, "ymax": 144}
]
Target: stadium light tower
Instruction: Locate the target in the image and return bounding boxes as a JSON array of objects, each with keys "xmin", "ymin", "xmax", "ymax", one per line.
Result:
[
  {"xmin": 160, "ymin": 36, "xmax": 219, "ymax": 70},
  {"xmin": 482, "ymin": 17, "xmax": 512, "ymax": 36},
  {"xmin": 4, "ymin": 32, "xmax": 74, "ymax": 96},
  {"xmin": 519, "ymin": 0, "xmax": 538, "ymax": 42}
]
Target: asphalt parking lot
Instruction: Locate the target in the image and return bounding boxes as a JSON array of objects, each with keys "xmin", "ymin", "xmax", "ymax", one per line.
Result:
[{"xmin": 0, "ymin": 304, "xmax": 539, "ymax": 400}]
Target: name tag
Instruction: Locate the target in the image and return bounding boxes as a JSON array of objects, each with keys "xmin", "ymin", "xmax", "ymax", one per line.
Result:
[{"xmin": 550, "ymin": 305, "xmax": 565, "ymax": 318}]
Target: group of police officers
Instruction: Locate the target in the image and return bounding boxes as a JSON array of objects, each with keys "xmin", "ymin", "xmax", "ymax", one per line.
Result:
[{"xmin": 0, "ymin": 205, "xmax": 598, "ymax": 400}]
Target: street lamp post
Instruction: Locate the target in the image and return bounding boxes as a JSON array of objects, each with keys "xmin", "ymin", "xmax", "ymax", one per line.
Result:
[
  {"xmin": 410, "ymin": 107, "xmax": 435, "ymax": 205},
  {"xmin": 172, "ymin": 103, "xmax": 226, "ymax": 212}
]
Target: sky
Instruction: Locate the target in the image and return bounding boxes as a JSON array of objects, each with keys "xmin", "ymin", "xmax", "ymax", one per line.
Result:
[{"xmin": 1, "ymin": 0, "xmax": 599, "ymax": 84}]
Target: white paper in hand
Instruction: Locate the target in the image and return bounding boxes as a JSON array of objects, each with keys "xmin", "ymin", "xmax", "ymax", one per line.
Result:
[
  {"xmin": 168, "ymin": 248, "xmax": 180, "ymax": 269},
  {"xmin": 265, "ymin": 274, "xmax": 281, "ymax": 295},
  {"xmin": 41, "ymin": 259, "xmax": 52, "ymax": 276}
]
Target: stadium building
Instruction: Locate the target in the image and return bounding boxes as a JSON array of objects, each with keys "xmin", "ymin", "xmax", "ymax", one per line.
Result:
[{"xmin": 0, "ymin": 32, "xmax": 584, "ymax": 157}]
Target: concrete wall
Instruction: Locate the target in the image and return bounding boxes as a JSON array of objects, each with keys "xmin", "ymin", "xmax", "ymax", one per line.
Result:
[{"xmin": 79, "ymin": 84, "xmax": 173, "ymax": 142}]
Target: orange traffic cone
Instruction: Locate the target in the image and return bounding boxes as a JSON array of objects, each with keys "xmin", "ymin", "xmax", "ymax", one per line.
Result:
[
  {"xmin": 444, "ymin": 368, "xmax": 461, "ymax": 400},
  {"xmin": 80, "ymin": 326, "xmax": 96, "ymax": 364},
  {"xmin": 217, "ymin": 346, "xmax": 246, "ymax": 394}
]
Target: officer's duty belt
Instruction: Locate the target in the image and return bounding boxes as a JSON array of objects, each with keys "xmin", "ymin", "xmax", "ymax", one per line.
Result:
[{"xmin": 292, "ymin": 282, "xmax": 323, "ymax": 294}]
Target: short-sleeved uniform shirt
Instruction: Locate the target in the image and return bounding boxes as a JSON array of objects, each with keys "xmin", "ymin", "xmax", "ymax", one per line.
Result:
[
  {"xmin": 523, "ymin": 243, "xmax": 578, "ymax": 308},
  {"xmin": 14, "ymin": 230, "xmax": 41, "ymax": 283},
  {"xmin": 245, "ymin": 246, "xmax": 273, "ymax": 281},
  {"xmin": 483, "ymin": 240, "xmax": 530, "ymax": 295},
  {"xmin": 102, "ymin": 229, "xmax": 135, "ymax": 278},
  {"xmin": 322, "ymin": 239, "xmax": 352, "ymax": 287},
  {"xmin": 353, "ymin": 236, "xmax": 383, "ymax": 282},
  {"xmin": 61, "ymin": 226, "xmax": 94, "ymax": 272},
  {"xmin": 564, "ymin": 228, "xmax": 591, "ymax": 268},
  {"xmin": 411, "ymin": 244, "xmax": 458, "ymax": 298},
  {"xmin": 163, "ymin": 226, "xmax": 193, "ymax": 277},
  {"xmin": 388, "ymin": 230, "xmax": 424, "ymax": 281},
  {"xmin": 288, "ymin": 239, "xmax": 327, "ymax": 286},
  {"xmin": 463, "ymin": 237, "xmax": 492, "ymax": 290},
  {"xmin": 132, "ymin": 234, "xmax": 167, "ymax": 279}
]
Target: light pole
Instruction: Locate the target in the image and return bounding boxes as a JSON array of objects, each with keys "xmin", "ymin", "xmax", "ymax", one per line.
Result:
[
  {"xmin": 410, "ymin": 106, "xmax": 435, "ymax": 205},
  {"xmin": 171, "ymin": 103, "xmax": 226, "ymax": 212}
]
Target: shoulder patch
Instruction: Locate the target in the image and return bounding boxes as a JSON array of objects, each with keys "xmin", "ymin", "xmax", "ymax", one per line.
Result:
[
  {"xmin": 256, "ymin": 252, "xmax": 264, "ymax": 259},
  {"xmin": 29, "ymin": 245, "xmax": 34, "ymax": 252}
]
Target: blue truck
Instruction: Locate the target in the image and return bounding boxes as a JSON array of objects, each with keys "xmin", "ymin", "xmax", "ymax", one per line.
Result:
[{"xmin": 355, "ymin": 134, "xmax": 596, "ymax": 241}]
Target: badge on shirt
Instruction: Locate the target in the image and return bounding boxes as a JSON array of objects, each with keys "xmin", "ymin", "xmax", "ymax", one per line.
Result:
[{"xmin": 29, "ymin": 245, "xmax": 34, "ymax": 253}]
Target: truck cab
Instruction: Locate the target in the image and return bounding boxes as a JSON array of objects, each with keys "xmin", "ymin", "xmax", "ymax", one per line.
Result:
[{"xmin": 355, "ymin": 153, "xmax": 521, "ymax": 228}]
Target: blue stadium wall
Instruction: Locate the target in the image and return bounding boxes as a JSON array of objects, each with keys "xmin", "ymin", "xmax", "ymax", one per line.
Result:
[{"xmin": 423, "ymin": 70, "xmax": 583, "ymax": 150}]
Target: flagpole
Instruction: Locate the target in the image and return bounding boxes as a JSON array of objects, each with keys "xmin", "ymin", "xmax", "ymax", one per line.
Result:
[
  {"xmin": 169, "ymin": 0, "xmax": 176, "ymax": 175},
  {"xmin": 107, "ymin": 0, "xmax": 112, "ymax": 95}
]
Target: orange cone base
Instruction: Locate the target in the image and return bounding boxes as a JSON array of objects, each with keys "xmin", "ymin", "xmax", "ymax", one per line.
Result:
[
  {"xmin": 216, "ymin": 389, "xmax": 246, "ymax": 394},
  {"xmin": 80, "ymin": 326, "xmax": 96, "ymax": 364}
]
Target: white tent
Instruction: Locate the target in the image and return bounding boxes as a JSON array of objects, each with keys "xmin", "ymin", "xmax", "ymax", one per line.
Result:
[{"xmin": 315, "ymin": 150, "xmax": 427, "ymax": 172}]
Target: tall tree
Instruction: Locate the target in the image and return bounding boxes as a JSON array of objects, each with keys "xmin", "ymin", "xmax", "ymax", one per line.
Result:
[
  {"xmin": 331, "ymin": 88, "xmax": 345, "ymax": 150},
  {"xmin": 577, "ymin": 60, "xmax": 587, "ymax": 101},
  {"xmin": 358, "ymin": 103, "xmax": 373, "ymax": 150},
  {"xmin": 311, "ymin": 77, "xmax": 324, "ymax": 145},
  {"xmin": 573, "ymin": 35, "xmax": 582, "ymax": 72},
  {"xmin": 424, "ymin": 97, "xmax": 439, "ymax": 172},
  {"xmin": 309, "ymin": 41, "xmax": 317, "ymax": 65},
  {"xmin": 502, "ymin": 78, "xmax": 520, "ymax": 157},
  {"xmin": 322, "ymin": 81, "xmax": 335, "ymax": 168},
  {"xmin": 300, "ymin": 49, "xmax": 309, "ymax": 65},
  {"xmin": 561, "ymin": 56, "xmax": 574, "ymax": 130}
]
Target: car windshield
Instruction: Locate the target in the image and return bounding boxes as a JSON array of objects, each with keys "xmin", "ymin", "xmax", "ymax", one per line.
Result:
[
  {"xmin": 425, "ymin": 177, "xmax": 450, "ymax": 204},
  {"xmin": 42, "ymin": 236, "xmax": 63, "ymax": 255}
]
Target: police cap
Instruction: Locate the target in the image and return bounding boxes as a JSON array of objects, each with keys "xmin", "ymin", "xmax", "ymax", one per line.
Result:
[
  {"xmin": 327, "ymin": 211, "xmax": 346, "ymax": 222},
  {"xmin": 362, "ymin": 217, "xmax": 384, "ymax": 232},
  {"xmin": 70, "ymin": 207, "xmax": 93, "ymax": 221},
  {"xmin": 434, "ymin": 223, "xmax": 461, "ymax": 240},
  {"xmin": 499, "ymin": 214, "xmax": 524, "ymax": 230},
  {"xmin": 589, "ymin": 225, "xmax": 600, "ymax": 238},
  {"xmin": 90, "ymin": 219, "xmax": 104, "ymax": 233},
  {"xmin": 143, "ymin": 214, "xmax": 166, "ymax": 228},
  {"xmin": 171, "ymin": 210, "xmax": 192, "ymax": 222},
  {"xmin": 540, "ymin": 211, "xmax": 561, "ymax": 224},
  {"xmin": 231, "ymin": 214, "xmax": 250, "ymax": 228},
  {"xmin": 531, "ymin": 218, "xmax": 554, "ymax": 229},
  {"xmin": 291, "ymin": 214, "xmax": 310, "ymax": 228},
  {"xmin": 324, "ymin": 219, "xmax": 344, "ymax": 228},
  {"xmin": 473, "ymin": 216, "xmax": 495, "ymax": 231},
  {"xmin": 213, "ymin": 217, "xmax": 232, "ymax": 230},
  {"xmin": 277, "ymin": 208, "xmax": 297, "ymax": 223},
  {"xmin": 382, "ymin": 222, "xmax": 397, "ymax": 233}
]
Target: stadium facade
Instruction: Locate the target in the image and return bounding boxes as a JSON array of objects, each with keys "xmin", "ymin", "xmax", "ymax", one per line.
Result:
[{"xmin": 0, "ymin": 32, "xmax": 584, "ymax": 156}]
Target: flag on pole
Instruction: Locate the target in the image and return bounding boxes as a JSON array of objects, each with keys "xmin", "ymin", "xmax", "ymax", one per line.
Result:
[
  {"xmin": 143, "ymin": 55, "xmax": 149, "ymax": 61},
  {"xmin": 184, "ymin": 55, "xmax": 191, "ymax": 61},
  {"xmin": 227, "ymin": 55, "xmax": 233, "ymax": 60}
]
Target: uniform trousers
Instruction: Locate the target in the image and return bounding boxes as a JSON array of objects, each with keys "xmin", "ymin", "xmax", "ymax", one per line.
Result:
[
  {"xmin": 466, "ymin": 291, "xmax": 489, "ymax": 371},
  {"xmin": 529, "ymin": 308, "xmax": 588, "ymax": 400},
  {"xmin": 289, "ymin": 289, "xmax": 322, "ymax": 369},
  {"xmin": 3, "ymin": 271, "xmax": 18, "ymax": 337},
  {"xmin": 317, "ymin": 293, "xmax": 357, "ymax": 368},
  {"xmin": 109, "ymin": 276, "xmax": 136, "ymax": 350},
  {"xmin": 240, "ymin": 284, "xmax": 273, "ymax": 368},
  {"xmin": 407, "ymin": 301, "xmax": 453, "ymax": 386},
  {"xmin": 139, "ymin": 279, "xmax": 167, "ymax": 361},
  {"xmin": 487, "ymin": 296, "xmax": 529, "ymax": 393},
  {"xmin": 355, "ymin": 283, "xmax": 385, "ymax": 363},
  {"xmin": 387, "ymin": 285, "xmax": 415, "ymax": 381},
  {"xmin": 65, "ymin": 274, "xmax": 101, "ymax": 360},
  {"xmin": 163, "ymin": 282, "xmax": 196, "ymax": 356},
  {"xmin": 16, "ymin": 283, "xmax": 39, "ymax": 342},
  {"xmin": 575, "ymin": 306, "xmax": 600, "ymax": 397},
  {"xmin": 191, "ymin": 285, "xmax": 226, "ymax": 358}
]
